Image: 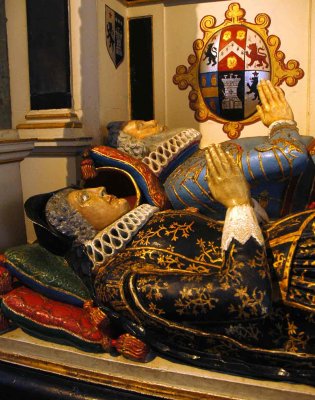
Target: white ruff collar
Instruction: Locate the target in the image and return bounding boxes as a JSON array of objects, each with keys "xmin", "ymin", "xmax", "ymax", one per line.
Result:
[{"xmin": 85, "ymin": 204, "xmax": 158, "ymax": 266}]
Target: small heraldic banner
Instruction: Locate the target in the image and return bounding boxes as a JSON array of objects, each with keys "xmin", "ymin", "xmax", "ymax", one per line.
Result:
[{"xmin": 105, "ymin": 5, "xmax": 124, "ymax": 68}]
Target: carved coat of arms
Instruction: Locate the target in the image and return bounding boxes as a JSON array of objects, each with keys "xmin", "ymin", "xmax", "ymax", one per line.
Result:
[
  {"xmin": 105, "ymin": 5, "xmax": 124, "ymax": 68},
  {"xmin": 173, "ymin": 3, "xmax": 304, "ymax": 138}
]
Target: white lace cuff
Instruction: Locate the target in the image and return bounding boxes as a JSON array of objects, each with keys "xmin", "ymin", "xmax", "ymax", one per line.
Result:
[{"xmin": 222, "ymin": 204, "xmax": 265, "ymax": 251}]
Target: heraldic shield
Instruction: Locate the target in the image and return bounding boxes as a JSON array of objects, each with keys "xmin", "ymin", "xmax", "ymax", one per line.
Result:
[
  {"xmin": 199, "ymin": 25, "xmax": 270, "ymax": 122},
  {"xmin": 105, "ymin": 5, "xmax": 124, "ymax": 68},
  {"xmin": 173, "ymin": 2, "xmax": 304, "ymax": 139}
]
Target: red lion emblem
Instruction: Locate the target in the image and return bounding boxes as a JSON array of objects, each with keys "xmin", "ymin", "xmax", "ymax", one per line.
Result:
[{"xmin": 246, "ymin": 43, "xmax": 269, "ymax": 68}]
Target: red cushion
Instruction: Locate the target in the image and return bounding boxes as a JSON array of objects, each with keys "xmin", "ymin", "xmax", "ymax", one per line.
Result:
[{"xmin": 2, "ymin": 286, "xmax": 110, "ymax": 351}]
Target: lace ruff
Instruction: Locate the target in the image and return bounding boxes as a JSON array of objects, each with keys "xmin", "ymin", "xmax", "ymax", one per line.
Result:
[
  {"xmin": 142, "ymin": 128, "xmax": 201, "ymax": 176},
  {"xmin": 85, "ymin": 204, "xmax": 158, "ymax": 266}
]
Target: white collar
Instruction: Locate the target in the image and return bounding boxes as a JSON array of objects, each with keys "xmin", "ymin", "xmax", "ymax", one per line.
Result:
[{"xmin": 85, "ymin": 204, "xmax": 158, "ymax": 266}]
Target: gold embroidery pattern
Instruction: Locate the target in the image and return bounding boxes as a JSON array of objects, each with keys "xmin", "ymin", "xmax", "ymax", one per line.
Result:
[
  {"xmin": 156, "ymin": 253, "xmax": 185, "ymax": 270},
  {"xmin": 219, "ymin": 244, "xmax": 243, "ymax": 290},
  {"xmin": 247, "ymin": 248, "xmax": 269, "ymax": 279},
  {"xmin": 148, "ymin": 302, "xmax": 165, "ymax": 316},
  {"xmin": 272, "ymin": 250, "xmax": 286, "ymax": 273},
  {"xmin": 225, "ymin": 323, "xmax": 261, "ymax": 342},
  {"xmin": 131, "ymin": 226, "xmax": 165, "ymax": 246},
  {"xmin": 186, "ymin": 263, "xmax": 215, "ymax": 274},
  {"xmin": 195, "ymin": 238, "xmax": 222, "ymax": 264},
  {"xmin": 180, "ymin": 275, "xmax": 203, "ymax": 283},
  {"xmin": 137, "ymin": 276, "xmax": 169, "ymax": 301},
  {"xmin": 131, "ymin": 221, "xmax": 195, "ymax": 246},
  {"xmin": 165, "ymin": 221, "xmax": 195, "ymax": 241},
  {"xmin": 284, "ymin": 319, "xmax": 309, "ymax": 353},
  {"xmin": 206, "ymin": 219, "xmax": 223, "ymax": 231},
  {"xmin": 229, "ymin": 286, "xmax": 266, "ymax": 319},
  {"xmin": 174, "ymin": 284, "xmax": 219, "ymax": 316}
]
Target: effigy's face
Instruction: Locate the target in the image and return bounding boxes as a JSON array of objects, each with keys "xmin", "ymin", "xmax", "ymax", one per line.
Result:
[
  {"xmin": 122, "ymin": 120, "xmax": 165, "ymax": 138},
  {"xmin": 67, "ymin": 187, "xmax": 130, "ymax": 230}
]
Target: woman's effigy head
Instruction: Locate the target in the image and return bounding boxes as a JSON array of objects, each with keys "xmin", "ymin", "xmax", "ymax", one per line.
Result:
[
  {"xmin": 122, "ymin": 120, "xmax": 166, "ymax": 139},
  {"xmin": 45, "ymin": 187, "xmax": 130, "ymax": 243}
]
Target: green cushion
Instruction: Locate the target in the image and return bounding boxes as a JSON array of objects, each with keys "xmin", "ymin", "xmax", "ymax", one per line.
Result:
[{"xmin": 4, "ymin": 244, "xmax": 91, "ymax": 306}]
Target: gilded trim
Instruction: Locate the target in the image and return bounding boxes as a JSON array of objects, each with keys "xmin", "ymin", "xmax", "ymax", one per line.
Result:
[
  {"xmin": 273, "ymin": 149, "xmax": 285, "ymax": 178},
  {"xmin": 0, "ymin": 350, "xmax": 233, "ymax": 400},
  {"xmin": 276, "ymin": 213, "xmax": 315, "ymax": 302},
  {"xmin": 246, "ymin": 152, "xmax": 255, "ymax": 180},
  {"xmin": 258, "ymin": 151, "xmax": 269, "ymax": 181}
]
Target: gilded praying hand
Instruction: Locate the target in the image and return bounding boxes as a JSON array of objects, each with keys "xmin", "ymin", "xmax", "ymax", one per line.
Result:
[
  {"xmin": 205, "ymin": 144, "xmax": 251, "ymax": 208},
  {"xmin": 256, "ymin": 80, "xmax": 294, "ymax": 127}
]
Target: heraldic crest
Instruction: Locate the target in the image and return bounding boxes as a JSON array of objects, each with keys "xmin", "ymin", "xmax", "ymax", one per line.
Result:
[{"xmin": 173, "ymin": 2, "xmax": 304, "ymax": 139}]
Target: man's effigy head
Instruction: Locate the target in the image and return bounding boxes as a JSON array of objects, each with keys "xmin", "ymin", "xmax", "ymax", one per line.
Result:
[{"xmin": 45, "ymin": 187, "xmax": 131, "ymax": 243}]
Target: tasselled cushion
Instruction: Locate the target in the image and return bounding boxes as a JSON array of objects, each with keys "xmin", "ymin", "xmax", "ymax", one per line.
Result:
[
  {"xmin": 1, "ymin": 286, "xmax": 110, "ymax": 352},
  {"xmin": 4, "ymin": 244, "xmax": 91, "ymax": 307}
]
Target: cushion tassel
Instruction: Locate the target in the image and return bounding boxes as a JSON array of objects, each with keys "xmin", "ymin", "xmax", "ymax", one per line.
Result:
[
  {"xmin": 111, "ymin": 333, "xmax": 150, "ymax": 362},
  {"xmin": 81, "ymin": 158, "xmax": 97, "ymax": 180}
]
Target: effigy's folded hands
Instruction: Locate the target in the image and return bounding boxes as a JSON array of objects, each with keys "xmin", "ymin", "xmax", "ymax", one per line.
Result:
[
  {"xmin": 205, "ymin": 144, "xmax": 251, "ymax": 208},
  {"xmin": 206, "ymin": 145, "xmax": 264, "ymax": 250},
  {"xmin": 256, "ymin": 80, "xmax": 294, "ymax": 127}
]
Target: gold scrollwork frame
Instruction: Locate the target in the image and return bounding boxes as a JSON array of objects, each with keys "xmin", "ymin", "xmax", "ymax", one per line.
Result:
[{"xmin": 173, "ymin": 2, "xmax": 304, "ymax": 139}]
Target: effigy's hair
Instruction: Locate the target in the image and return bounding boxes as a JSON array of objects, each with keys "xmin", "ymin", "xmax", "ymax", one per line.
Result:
[{"xmin": 45, "ymin": 188, "xmax": 97, "ymax": 244}]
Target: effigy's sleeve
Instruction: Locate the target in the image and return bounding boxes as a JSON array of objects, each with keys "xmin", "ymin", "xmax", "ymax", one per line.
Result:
[
  {"xmin": 94, "ymin": 209, "xmax": 272, "ymax": 325},
  {"xmin": 240, "ymin": 122, "xmax": 309, "ymax": 182}
]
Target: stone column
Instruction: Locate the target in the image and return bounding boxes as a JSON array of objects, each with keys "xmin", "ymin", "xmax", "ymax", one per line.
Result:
[{"xmin": 0, "ymin": 133, "xmax": 34, "ymax": 251}]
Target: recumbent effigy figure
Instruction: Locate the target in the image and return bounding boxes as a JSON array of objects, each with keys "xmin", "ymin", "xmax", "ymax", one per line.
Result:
[{"xmin": 1, "ymin": 81, "xmax": 315, "ymax": 384}]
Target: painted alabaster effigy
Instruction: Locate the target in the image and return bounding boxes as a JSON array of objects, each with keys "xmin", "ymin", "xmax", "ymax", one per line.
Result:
[{"xmin": 1, "ymin": 81, "xmax": 315, "ymax": 385}]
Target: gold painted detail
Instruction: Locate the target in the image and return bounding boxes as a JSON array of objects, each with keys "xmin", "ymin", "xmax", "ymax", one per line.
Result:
[
  {"xmin": 229, "ymin": 286, "xmax": 266, "ymax": 319},
  {"xmin": 284, "ymin": 319, "xmax": 309, "ymax": 353},
  {"xmin": 225, "ymin": 324, "xmax": 261, "ymax": 342},
  {"xmin": 132, "ymin": 221, "xmax": 195, "ymax": 245},
  {"xmin": 195, "ymin": 238, "xmax": 222, "ymax": 264},
  {"xmin": 137, "ymin": 276, "xmax": 169, "ymax": 301},
  {"xmin": 219, "ymin": 244, "xmax": 243, "ymax": 290},
  {"xmin": 175, "ymin": 284, "xmax": 219, "ymax": 316}
]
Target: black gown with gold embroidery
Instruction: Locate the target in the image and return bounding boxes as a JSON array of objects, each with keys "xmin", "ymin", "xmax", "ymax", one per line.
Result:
[{"xmin": 94, "ymin": 209, "xmax": 315, "ymax": 384}]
